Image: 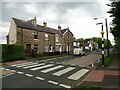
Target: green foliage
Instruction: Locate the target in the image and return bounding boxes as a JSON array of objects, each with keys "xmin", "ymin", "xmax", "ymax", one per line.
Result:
[
  {"xmin": 78, "ymin": 37, "xmax": 112, "ymax": 49},
  {"xmin": 2, "ymin": 44, "xmax": 25, "ymax": 62},
  {"xmin": 108, "ymin": 1, "xmax": 120, "ymax": 48},
  {"xmin": 73, "ymin": 86, "xmax": 101, "ymax": 90}
]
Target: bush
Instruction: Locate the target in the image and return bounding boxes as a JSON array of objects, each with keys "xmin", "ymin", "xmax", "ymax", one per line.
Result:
[{"xmin": 2, "ymin": 44, "xmax": 25, "ymax": 62}]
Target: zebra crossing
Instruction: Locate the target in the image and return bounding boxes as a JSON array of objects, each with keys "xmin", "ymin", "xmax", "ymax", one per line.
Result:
[{"xmin": 9, "ymin": 61, "xmax": 90, "ymax": 81}]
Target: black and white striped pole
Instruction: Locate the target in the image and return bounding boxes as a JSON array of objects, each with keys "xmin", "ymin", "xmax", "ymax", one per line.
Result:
[
  {"xmin": 96, "ymin": 23, "xmax": 104, "ymax": 67},
  {"xmin": 101, "ymin": 24, "xmax": 105, "ymax": 67}
]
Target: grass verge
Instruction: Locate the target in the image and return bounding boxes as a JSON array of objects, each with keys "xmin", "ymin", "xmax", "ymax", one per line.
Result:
[
  {"xmin": 72, "ymin": 86, "xmax": 101, "ymax": 90},
  {"xmin": 33, "ymin": 54, "xmax": 71, "ymax": 61}
]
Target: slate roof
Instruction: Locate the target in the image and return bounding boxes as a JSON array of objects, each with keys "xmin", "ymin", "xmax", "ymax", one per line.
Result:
[
  {"xmin": 12, "ymin": 17, "xmax": 72, "ymax": 36},
  {"xmin": 13, "ymin": 18, "xmax": 60, "ymax": 35}
]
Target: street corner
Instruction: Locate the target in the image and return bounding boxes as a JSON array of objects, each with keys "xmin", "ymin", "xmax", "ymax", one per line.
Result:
[{"xmin": 0, "ymin": 68, "xmax": 14, "ymax": 78}]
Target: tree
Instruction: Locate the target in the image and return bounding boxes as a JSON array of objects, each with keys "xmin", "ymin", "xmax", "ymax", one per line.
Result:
[{"xmin": 108, "ymin": 1, "xmax": 120, "ymax": 49}]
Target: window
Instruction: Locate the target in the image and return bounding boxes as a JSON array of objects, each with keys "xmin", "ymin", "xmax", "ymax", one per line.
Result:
[
  {"xmin": 34, "ymin": 44, "xmax": 38, "ymax": 53},
  {"xmin": 34, "ymin": 32, "xmax": 38, "ymax": 39},
  {"xmin": 45, "ymin": 34, "xmax": 48, "ymax": 41},
  {"xmin": 55, "ymin": 34, "xmax": 59, "ymax": 42},
  {"xmin": 45, "ymin": 45, "xmax": 49, "ymax": 52}
]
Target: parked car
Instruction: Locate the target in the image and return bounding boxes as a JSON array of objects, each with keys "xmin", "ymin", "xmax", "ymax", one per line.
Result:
[{"xmin": 73, "ymin": 47, "xmax": 85, "ymax": 56}]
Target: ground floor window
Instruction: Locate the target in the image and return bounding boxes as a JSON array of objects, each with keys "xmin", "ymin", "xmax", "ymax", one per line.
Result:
[
  {"xmin": 45, "ymin": 45, "xmax": 49, "ymax": 52},
  {"xmin": 34, "ymin": 44, "xmax": 38, "ymax": 53}
]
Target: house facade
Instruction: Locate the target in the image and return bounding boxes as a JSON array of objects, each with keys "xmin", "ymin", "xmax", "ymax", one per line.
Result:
[{"xmin": 7, "ymin": 17, "xmax": 74, "ymax": 55}]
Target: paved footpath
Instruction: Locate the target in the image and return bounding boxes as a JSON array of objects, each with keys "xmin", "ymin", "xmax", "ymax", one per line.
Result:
[{"xmin": 80, "ymin": 51, "xmax": 120, "ymax": 89}]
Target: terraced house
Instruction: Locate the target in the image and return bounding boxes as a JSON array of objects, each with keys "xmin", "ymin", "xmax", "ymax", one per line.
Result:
[{"xmin": 7, "ymin": 17, "xmax": 74, "ymax": 55}]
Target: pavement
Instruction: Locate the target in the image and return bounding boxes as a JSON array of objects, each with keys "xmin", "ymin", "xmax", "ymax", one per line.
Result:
[{"xmin": 80, "ymin": 51, "xmax": 120, "ymax": 90}]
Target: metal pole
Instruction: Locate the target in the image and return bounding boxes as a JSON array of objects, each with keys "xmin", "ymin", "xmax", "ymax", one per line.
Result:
[
  {"xmin": 105, "ymin": 18, "xmax": 110, "ymax": 56},
  {"xmin": 68, "ymin": 32, "xmax": 69, "ymax": 55},
  {"xmin": 101, "ymin": 24, "xmax": 104, "ymax": 66}
]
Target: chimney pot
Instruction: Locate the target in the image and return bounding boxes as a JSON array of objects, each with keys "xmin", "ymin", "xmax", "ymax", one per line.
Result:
[
  {"xmin": 58, "ymin": 25, "xmax": 61, "ymax": 30},
  {"xmin": 43, "ymin": 22, "xmax": 47, "ymax": 27}
]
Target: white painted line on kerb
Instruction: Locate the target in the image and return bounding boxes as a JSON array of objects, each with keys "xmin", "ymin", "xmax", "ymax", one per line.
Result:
[
  {"xmin": 11, "ymin": 62, "xmax": 33, "ymax": 66},
  {"xmin": 30, "ymin": 64, "xmax": 54, "ymax": 71},
  {"xmin": 17, "ymin": 63, "xmax": 37, "ymax": 67},
  {"xmin": 59, "ymin": 84, "xmax": 71, "ymax": 88},
  {"xmin": 25, "ymin": 74, "xmax": 33, "ymax": 77},
  {"xmin": 41, "ymin": 65, "xmax": 64, "ymax": 73},
  {"xmin": 36, "ymin": 77, "xmax": 44, "ymax": 80},
  {"xmin": 53, "ymin": 67, "xmax": 75, "ymax": 76},
  {"xmin": 48, "ymin": 80, "xmax": 58, "ymax": 85},
  {"xmin": 68, "ymin": 69, "xmax": 89, "ymax": 80},
  {"xmin": 23, "ymin": 63, "xmax": 45, "ymax": 69},
  {"xmin": 17, "ymin": 71, "xmax": 24, "ymax": 74},
  {"xmin": 2, "ymin": 68, "xmax": 5, "ymax": 70}
]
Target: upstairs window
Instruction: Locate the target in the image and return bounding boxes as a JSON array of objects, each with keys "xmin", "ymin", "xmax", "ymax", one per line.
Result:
[
  {"xmin": 55, "ymin": 34, "xmax": 59, "ymax": 42},
  {"xmin": 34, "ymin": 32, "xmax": 38, "ymax": 39},
  {"xmin": 45, "ymin": 34, "xmax": 48, "ymax": 41}
]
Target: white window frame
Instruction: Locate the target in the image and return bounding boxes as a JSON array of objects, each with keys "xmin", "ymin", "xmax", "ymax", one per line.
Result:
[
  {"xmin": 55, "ymin": 34, "xmax": 59, "ymax": 42},
  {"xmin": 45, "ymin": 34, "xmax": 48, "ymax": 41},
  {"xmin": 45, "ymin": 45, "xmax": 49, "ymax": 52}
]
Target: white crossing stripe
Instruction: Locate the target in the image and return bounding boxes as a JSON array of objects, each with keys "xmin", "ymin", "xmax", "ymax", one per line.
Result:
[
  {"xmin": 41, "ymin": 65, "xmax": 64, "ymax": 73},
  {"xmin": 11, "ymin": 70, "xmax": 16, "ymax": 72},
  {"xmin": 23, "ymin": 63, "xmax": 45, "ymax": 69},
  {"xmin": 48, "ymin": 80, "xmax": 58, "ymax": 85},
  {"xmin": 25, "ymin": 74, "xmax": 33, "ymax": 77},
  {"xmin": 11, "ymin": 62, "xmax": 33, "ymax": 66},
  {"xmin": 5, "ymin": 69, "xmax": 10, "ymax": 71},
  {"xmin": 68, "ymin": 69, "xmax": 89, "ymax": 80},
  {"xmin": 30, "ymin": 64, "xmax": 54, "ymax": 71},
  {"xmin": 17, "ymin": 63, "xmax": 37, "ymax": 67},
  {"xmin": 36, "ymin": 77, "xmax": 44, "ymax": 80},
  {"xmin": 52, "ymin": 67, "xmax": 75, "ymax": 76},
  {"xmin": 17, "ymin": 71, "xmax": 24, "ymax": 74},
  {"xmin": 59, "ymin": 84, "xmax": 71, "ymax": 88}
]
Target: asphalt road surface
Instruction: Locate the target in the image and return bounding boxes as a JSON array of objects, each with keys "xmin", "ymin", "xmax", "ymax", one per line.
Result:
[{"xmin": 2, "ymin": 61, "xmax": 92, "ymax": 89}]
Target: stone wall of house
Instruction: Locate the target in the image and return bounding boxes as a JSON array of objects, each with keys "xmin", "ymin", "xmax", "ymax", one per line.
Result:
[
  {"xmin": 9, "ymin": 19, "xmax": 17, "ymax": 44},
  {"xmin": 62, "ymin": 31, "xmax": 74, "ymax": 54},
  {"xmin": 16, "ymin": 27, "xmax": 55, "ymax": 55}
]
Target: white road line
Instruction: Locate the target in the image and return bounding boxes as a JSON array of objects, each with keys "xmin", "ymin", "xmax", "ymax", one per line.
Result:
[
  {"xmin": 25, "ymin": 74, "xmax": 33, "ymax": 77},
  {"xmin": 36, "ymin": 77, "xmax": 44, "ymax": 80},
  {"xmin": 30, "ymin": 64, "xmax": 54, "ymax": 71},
  {"xmin": 23, "ymin": 63, "xmax": 45, "ymax": 69},
  {"xmin": 2, "ymin": 68, "xmax": 5, "ymax": 70},
  {"xmin": 5, "ymin": 69, "xmax": 10, "ymax": 71},
  {"xmin": 16, "ymin": 63, "xmax": 37, "ymax": 67},
  {"xmin": 52, "ymin": 67, "xmax": 75, "ymax": 76},
  {"xmin": 59, "ymin": 84, "xmax": 71, "ymax": 88},
  {"xmin": 41, "ymin": 65, "xmax": 64, "ymax": 73},
  {"xmin": 11, "ymin": 62, "xmax": 33, "ymax": 66},
  {"xmin": 11, "ymin": 70, "xmax": 16, "ymax": 72},
  {"xmin": 68, "ymin": 69, "xmax": 89, "ymax": 80},
  {"xmin": 17, "ymin": 71, "xmax": 24, "ymax": 74},
  {"xmin": 48, "ymin": 80, "xmax": 58, "ymax": 85}
]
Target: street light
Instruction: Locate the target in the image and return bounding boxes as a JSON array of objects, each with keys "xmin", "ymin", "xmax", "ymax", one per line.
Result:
[
  {"xmin": 96, "ymin": 22, "xmax": 105, "ymax": 67},
  {"xmin": 94, "ymin": 17, "xmax": 110, "ymax": 56}
]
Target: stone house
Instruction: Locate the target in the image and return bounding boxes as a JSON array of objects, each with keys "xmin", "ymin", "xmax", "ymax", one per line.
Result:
[{"xmin": 7, "ymin": 17, "xmax": 74, "ymax": 55}]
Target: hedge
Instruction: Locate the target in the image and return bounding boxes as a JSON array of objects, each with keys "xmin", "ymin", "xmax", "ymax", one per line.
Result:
[{"xmin": 1, "ymin": 44, "xmax": 25, "ymax": 62}]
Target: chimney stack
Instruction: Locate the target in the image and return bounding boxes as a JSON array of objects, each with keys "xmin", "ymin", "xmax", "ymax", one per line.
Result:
[
  {"xmin": 43, "ymin": 22, "xmax": 47, "ymax": 28},
  {"xmin": 58, "ymin": 25, "xmax": 61, "ymax": 30}
]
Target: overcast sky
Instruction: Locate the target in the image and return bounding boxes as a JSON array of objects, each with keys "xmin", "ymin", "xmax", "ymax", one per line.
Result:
[{"xmin": 0, "ymin": 0, "xmax": 115, "ymax": 44}]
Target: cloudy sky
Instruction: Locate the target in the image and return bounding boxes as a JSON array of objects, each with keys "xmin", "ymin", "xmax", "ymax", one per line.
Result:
[{"xmin": 0, "ymin": 0, "xmax": 115, "ymax": 44}]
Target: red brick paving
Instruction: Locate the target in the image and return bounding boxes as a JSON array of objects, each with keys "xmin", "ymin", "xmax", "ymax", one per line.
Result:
[
  {"xmin": 3, "ymin": 60, "xmax": 29, "ymax": 66},
  {"xmin": 84, "ymin": 70, "xmax": 120, "ymax": 83},
  {"xmin": 105, "ymin": 70, "xmax": 120, "ymax": 76},
  {"xmin": 84, "ymin": 70, "xmax": 105, "ymax": 82}
]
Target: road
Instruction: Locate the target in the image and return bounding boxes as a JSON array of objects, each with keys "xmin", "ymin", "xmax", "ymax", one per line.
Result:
[{"xmin": 2, "ymin": 51, "xmax": 100, "ymax": 89}]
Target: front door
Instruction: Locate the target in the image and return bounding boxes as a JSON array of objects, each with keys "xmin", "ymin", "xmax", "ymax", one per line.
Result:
[{"xmin": 26, "ymin": 44, "xmax": 31, "ymax": 53}]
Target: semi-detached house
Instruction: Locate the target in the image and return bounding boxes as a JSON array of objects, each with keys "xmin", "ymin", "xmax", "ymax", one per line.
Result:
[{"xmin": 7, "ymin": 17, "xmax": 74, "ymax": 55}]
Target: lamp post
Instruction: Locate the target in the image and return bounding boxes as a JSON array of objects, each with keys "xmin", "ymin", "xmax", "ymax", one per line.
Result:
[
  {"xmin": 96, "ymin": 23, "xmax": 105, "ymax": 67},
  {"xmin": 67, "ymin": 27, "xmax": 70, "ymax": 55},
  {"xmin": 94, "ymin": 17, "xmax": 110, "ymax": 56}
]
